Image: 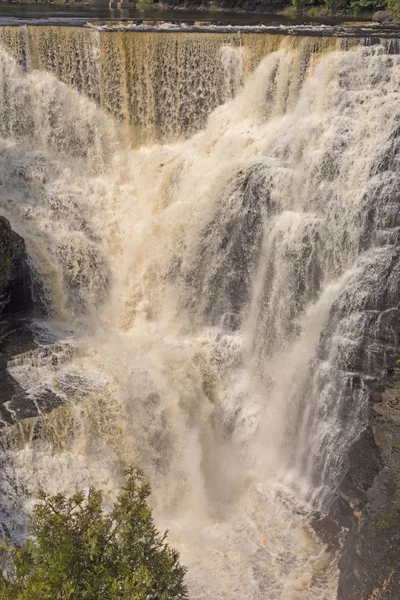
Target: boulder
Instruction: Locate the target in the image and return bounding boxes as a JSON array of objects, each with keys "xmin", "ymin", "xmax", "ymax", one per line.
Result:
[{"xmin": 372, "ymin": 10, "xmax": 396, "ymax": 23}]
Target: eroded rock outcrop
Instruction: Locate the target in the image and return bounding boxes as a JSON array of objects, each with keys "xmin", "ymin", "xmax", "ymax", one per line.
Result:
[
  {"xmin": 338, "ymin": 369, "xmax": 400, "ymax": 600},
  {"xmin": 0, "ymin": 216, "xmax": 32, "ymax": 316},
  {"xmin": 0, "ymin": 216, "xmax": 37, "ymax": 425}
]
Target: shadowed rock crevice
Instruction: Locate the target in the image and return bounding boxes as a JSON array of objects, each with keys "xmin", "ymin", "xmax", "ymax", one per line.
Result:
[
  {"xmin": 0, "ymin": 216, "xmax": 40, "ymax": 426},
  {"xmin": 0, "ymin": 216, "xmax": 32, "ymax": 316}
]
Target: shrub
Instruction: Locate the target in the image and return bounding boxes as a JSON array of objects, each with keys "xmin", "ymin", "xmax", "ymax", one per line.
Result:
[{"xmin": 0, "ymin": 467, "xmax": 188, "ymax": 600}]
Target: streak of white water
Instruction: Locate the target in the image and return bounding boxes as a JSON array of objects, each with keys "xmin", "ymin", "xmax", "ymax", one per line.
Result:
[{"xmin": 0, "ymin": 31, "xmax": 399, "ymax": 599}]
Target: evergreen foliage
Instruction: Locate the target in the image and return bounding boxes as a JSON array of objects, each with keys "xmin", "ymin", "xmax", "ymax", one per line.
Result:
[{"xmin": 0, "ymin": 468, "xmax": 188, "ymax": 600}]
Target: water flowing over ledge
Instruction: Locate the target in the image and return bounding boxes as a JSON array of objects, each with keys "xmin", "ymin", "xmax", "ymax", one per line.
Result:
[
  {"xmin": 0, "ymin": 26, "xmax": 400, "ymax": 143},
  {"xmin": 0, "ymin": 26, "xmax": 399, "ymax": 599}
]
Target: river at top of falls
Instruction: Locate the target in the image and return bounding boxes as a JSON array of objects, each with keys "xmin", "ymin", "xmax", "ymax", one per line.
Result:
[{"xmin": 0, "ymin": 26, "xmax": 400, "ymax": 599}]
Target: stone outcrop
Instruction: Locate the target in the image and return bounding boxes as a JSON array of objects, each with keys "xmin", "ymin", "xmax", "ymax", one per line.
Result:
[
  {"xmin": 0, "ymin": 216, "xmax": 37, "ymax": 425},
  {"xmin": 0, "ymin": 217, "xmax": 65, "ymax": 426},
  {"xmin": 0, "ymin": 216, "xmax": 32, "ymax": 316},
  {"xmin": 338, "ymin": 368, "xmax": 400, "ymax": 600},
  {"xmin": 372, "ymin": 10, "xmax": 398, "ymax": 24}
]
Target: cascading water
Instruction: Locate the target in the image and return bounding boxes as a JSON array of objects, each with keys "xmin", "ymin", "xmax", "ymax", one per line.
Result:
[{"xmin": 0, "ymin": 25, "xmax": 399, "ymax": 599}]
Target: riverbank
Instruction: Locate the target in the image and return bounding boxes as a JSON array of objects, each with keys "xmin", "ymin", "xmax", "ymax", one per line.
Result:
[
  {"xmin": 0, "ymin": 1, "xmax": 380, "ymax": 28},
  {"xmin": 0, "ymin": 0, "xmax": 384, "ymax": 22}
]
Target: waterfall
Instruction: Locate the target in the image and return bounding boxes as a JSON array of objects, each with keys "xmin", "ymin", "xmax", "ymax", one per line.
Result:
[
  {"xmin": 0, "ymin": 27, "xmax": 358, "ymax": 143},
  {"xmin": 0, "ymin": 26, "xmax": 399, "ymax": 599}
]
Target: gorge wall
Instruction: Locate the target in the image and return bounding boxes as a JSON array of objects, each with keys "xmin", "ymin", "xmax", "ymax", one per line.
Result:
[{"xmin": 0, "ymin": 25, "xmax": 399, "ymax": 599}]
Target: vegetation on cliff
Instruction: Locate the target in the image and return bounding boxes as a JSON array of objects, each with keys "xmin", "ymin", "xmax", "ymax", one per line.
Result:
[
  {"xmin": 148, "ymin": 0, "xmax": 400, "ymax": 17},
  {"xmin": 286, "ymin": 0, "xmax": 398, "ymax": 17},
  {"xmin": 0, "ymin": 468, "xmax": 188, "ymax": 600},
  {"xmin": 50, "ymin": 0, "xmax": 400, "ymax": 20}
]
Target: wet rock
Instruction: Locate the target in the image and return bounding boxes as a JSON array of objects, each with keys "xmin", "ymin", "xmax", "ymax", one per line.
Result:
[
  {"xmin": 178, "ymin": 164, "xmax": 272, "ymax": 325},
  {"xmin": 0, "ymin": 216, "xmax": 32, "ymax": 315},
  {"xmin": 337, "ymin": 369, "xmax": 400, "ymax": 599}
]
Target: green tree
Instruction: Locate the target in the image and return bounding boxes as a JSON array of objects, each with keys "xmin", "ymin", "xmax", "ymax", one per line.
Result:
[
  {"xmin": 0, "ymin": 468, "xmax": 188, "ymax": 600},
  {"xmin": 350, "ymin": 0, "xmax": 385, "ymax": 12}
]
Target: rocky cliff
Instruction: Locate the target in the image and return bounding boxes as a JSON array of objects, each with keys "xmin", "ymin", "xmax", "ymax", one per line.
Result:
[
  {"xmin": 0, "ymin": 216, "xmax": 37, "ymax": 425},
  {"xmin": 0, "ymin": 216, "xmax": 32, "ymax": 316},
  {"xmin": 338, "ymin": 366, "xmax": 400, "ymax": 599}
]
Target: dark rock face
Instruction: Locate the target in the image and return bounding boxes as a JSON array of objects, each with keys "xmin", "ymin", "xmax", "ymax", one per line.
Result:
[
  {"xmin": 332, "ymin": 114, "xmax": 400, "ymax": 600},
  {"xmin": 0, "ymin": 317, "xmax": 36, "ymax": 425},
  {"xmin": 0, "ymin": 218, "xmax": 68, "ymax": 427},
  {"xmin": 337, "ymin": 369, "xmax": 400, "ymax": 600},
  {"xmin": 326, "ymin": 253, "xmax": 400, "ymax": 599},
  {"xmin": 0, "ymin": 216, "xmax": 37, "ymax": 426},
  {"xmin": 0, "ymin": 216, "xmax": 32, "ymax": 316}
]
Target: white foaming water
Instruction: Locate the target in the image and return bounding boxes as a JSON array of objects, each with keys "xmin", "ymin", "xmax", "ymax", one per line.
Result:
[{"xmin": 0, "ymin": 30, "xmax": 400, "ymax": 598}]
